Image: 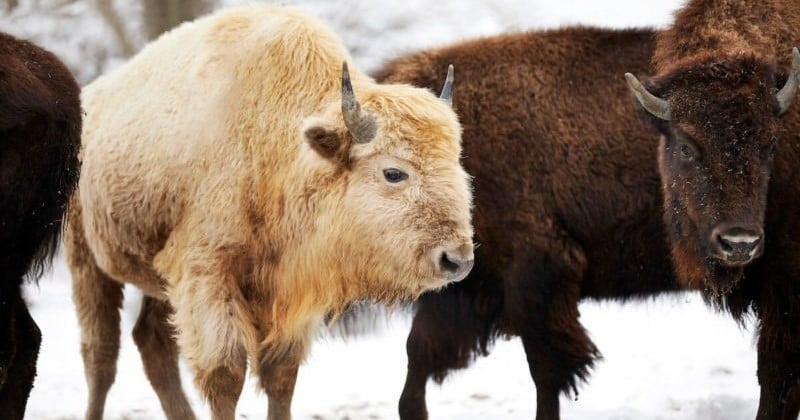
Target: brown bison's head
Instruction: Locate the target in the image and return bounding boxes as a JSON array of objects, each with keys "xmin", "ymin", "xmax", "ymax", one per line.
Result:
[
  {"xmin": 625, "ymin": 49, "xmax": 800, "ymax": 296},
  {"xmin": 299, "ymin": 63, "xmax": 474, "ymax": 300}
]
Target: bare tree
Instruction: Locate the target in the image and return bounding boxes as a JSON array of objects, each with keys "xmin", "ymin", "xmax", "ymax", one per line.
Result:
[
  {"xmin": 4, "ymin": 0, "xmax": 19, "ymax": 12},
  {"xmin": 93, "ymin": 0, "xmax": 135, "ymax": 56},
  {"xmin": 143, "ymin": 0, "xmax": 210, "ymax": 41}
]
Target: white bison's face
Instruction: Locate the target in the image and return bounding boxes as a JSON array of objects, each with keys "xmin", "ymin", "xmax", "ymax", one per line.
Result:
[{"xmin": 301, "ymin": 65, "xmax": 474, "ymax": 300}]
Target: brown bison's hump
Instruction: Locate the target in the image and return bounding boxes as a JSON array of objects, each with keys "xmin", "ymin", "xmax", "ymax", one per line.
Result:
[
  {"xmin": 375, "ymin": 26, "xmax": 662, "ymax": 233},
  {"xmin": 0, "ymin": 32, "xmax": 82, "ymax": 281}
]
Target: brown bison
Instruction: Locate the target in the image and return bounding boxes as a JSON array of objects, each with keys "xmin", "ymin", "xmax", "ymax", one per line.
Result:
[
  {"xmin": 375, "ymin": 27, "xmax": 678, "ymax": 420},
  {"xmin": 378, "ymin": 15, "xmax": 800, "ymax": 419},
  {"xmin": 625, "ymin": 0, "xmax": 800, "ymax": 418},
  {"xmin": 65, "ymin": 5, "xmax": 473, "ymax": 420},
  {"xmin": 0, "ymin": 32, "xmax": 81, "ymax": 418}
]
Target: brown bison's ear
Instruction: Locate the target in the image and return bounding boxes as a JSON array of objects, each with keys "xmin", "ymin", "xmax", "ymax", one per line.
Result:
[{"xmin": 303, "ymin": 120, "xmax": 350, "ymax": 163}]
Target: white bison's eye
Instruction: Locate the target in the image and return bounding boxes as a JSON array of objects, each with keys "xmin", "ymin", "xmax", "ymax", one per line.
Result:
[{"xmin": 383, "ymin": 168, "xmax": 408, "ymax": 183}]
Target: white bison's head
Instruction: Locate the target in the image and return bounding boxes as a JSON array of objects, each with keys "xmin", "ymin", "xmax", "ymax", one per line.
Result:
[{"xmin": 300, "ymin": 63, "xmax": 474, "ymax": 300}]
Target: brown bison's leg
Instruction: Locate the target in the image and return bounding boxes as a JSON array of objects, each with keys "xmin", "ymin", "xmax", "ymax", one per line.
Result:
[
  {"xmin": 755, "ymin": 341, "xmax": 800, "ymax": 420},
  {"xmin": 65, "ymin": 208, "xmax": 124, "ymax": 420},
  {"xmin": 399, "ymin": 269, "xmax": 503, "ymax": 420},
  {"xmin": 0, "ymin": 292, "xmax": 41, "ymax": 419},
  {"xmin": 258, "ymin": 355, "xmax": 301, "ymax": 420},
  {"xmin": 0, "ymin": 282, "xmax": 18, "ymax": 390},
  {"xmin": 779, "ymin": 383, "xmax": 800, "ymax": 420},
  {"xmin": 132, "ymin": 296, "xmax": 196, "ymax": 420},
  {"xmin": 754, "ymin": 300, "xmax": 800, "ymax": 420},
  {"xmin": 507, "ymin": 241, "xmax": 598, "ymax": 420}
]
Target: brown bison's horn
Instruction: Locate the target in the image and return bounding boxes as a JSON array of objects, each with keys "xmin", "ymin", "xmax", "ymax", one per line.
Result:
[
  {"xmin": 341, "ymin": 61, "xmax": 378, "ymax": 144},
  {"xmin": 625, "ymin": 72, "xmax": 671, "ymax": 121},
  {"xmin": 440, "ymin": 64, "xmax": 454, "ymax": 107},
  {"xmin": 776, "ymin": 47, "xmax": 800, "ymax": 116}
]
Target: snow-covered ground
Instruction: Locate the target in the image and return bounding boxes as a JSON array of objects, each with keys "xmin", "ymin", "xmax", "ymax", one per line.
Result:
[
  {"xmin": 5, "ymin": 0, "xmax": 770, "ymax": 419},
  {"xmin": 25, "ymin": 256, "xmax": 759, "ymax": 420}
]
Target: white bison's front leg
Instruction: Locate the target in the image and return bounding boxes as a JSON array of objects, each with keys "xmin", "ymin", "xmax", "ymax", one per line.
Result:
[
  {"xmin": 167, "ymin": 270, "xmax": 254, "ymax": 420},
  {"xmin": 194, "ymin": 356, "xmax": 246, "ymax": 420},
  {"xmin": 257, "ymin": 353, "xmax": 302, "ymax": 420}
]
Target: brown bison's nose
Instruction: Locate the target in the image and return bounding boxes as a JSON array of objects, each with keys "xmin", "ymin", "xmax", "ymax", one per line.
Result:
[
  {"xmin": 710, "ymin": 223, "xmax": 764, "ymax": 266},
  {"xmin": 435, "ymin": 243, "xmax": 474, "ymax": 282}
]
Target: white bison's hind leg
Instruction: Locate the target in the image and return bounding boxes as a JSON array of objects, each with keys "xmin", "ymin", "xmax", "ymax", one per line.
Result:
[
  {"xmin": 65, "ymin": 206, "xmax": 124, "ymax": 420},
  {"xmin": 258, "ymin": 353, "xmax": 301, "ymax": 420},
  {"xmin": 132, "ymin": 296, "xmax": 197, "ymax": 420}
]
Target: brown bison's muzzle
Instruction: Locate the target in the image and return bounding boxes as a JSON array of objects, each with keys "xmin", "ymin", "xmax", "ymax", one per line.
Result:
[
  {"xmin": 432, "ymin": 243, "xmax": 475, "ymax": 283},
  {"xmin": 709, "ymin": 222, "xmax": 764, "ymax": 266}
]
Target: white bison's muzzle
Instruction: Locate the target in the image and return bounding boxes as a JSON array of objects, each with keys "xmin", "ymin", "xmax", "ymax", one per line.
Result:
[{"xmin": 431, "ymin": 243, "xmax": 475, "ymax": 283}]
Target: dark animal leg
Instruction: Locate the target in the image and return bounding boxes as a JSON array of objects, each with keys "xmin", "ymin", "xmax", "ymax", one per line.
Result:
[
  {"xmin": 778, "ymin": 382, "xmax": 800, "ymax": 420},
  {"xmin": 399, "ymin": 354, "xmax": 430, "ymax": 420},
  {"xmin": 399, "ymin": 274, "xmax": 502, "ymax": 420},
  {"xmin": 0, "ymin": 293, "xmax": 41, "ymax": 419},
  {"xmin": 0, "ymin": 282, "xmax": 18, "ymax": 390},
  {"xmin": 132, "ymin": 296, "xmax": 196, "ymax": 420},
  {"xmin": 509, "ymin": 244, "xmax": 598, "ymax": 420},
  {"xmin": 755, "ymin": 327, "xmax": 800, "ymax": 420},
  {"xmin": 258, "ymin": 355, "xmax": 300, "ymax": 420}
]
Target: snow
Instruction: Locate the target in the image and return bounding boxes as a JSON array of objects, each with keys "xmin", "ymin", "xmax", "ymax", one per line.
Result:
[
  {"xmin": 4, "ymin": 0, "xmax": 767, "ymax": 419},
  {"xmin": 24, "ymin": 257, "xmax": 759, "ymax": 420}
]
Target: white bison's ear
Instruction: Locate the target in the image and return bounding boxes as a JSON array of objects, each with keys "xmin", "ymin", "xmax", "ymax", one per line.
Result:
[{"xmin": 303, "ymin": 117, "xmax": 348, "ymax": 163}]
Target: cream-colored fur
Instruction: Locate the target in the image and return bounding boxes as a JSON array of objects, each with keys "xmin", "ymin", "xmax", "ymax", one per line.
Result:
[{"xmin": 66, "ymin": 4, "xmax": 473, "ymax": 420}]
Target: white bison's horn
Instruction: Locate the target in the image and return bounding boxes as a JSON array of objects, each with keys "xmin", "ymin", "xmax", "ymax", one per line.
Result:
[
  {"xmin": 776, "ymin": 47, "xmax": 800, "ymax": 115},
  {"xmin": 625, "ymin": 72, "xmax": 671, "ymax": 121},
  {"xmin": 440, "ymin": 64, "xmax": 454, "ymax": 107},
  {"xmin": 341, "ymin": 61, "xmax": 377, "ymax": 144}
]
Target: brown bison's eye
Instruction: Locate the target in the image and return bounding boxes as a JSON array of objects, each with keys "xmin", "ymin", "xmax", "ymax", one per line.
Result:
[
  {"xmin": 679, "ymin": 144, "xmax": 694, "ymax": 161},
  {"xmin": 383, "ymin": 168, "xmax": 408, "ymax": 183}
]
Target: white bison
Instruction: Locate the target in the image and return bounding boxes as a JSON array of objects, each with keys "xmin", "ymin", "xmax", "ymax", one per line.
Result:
[{"xmin": 65, "ymin": 5, "xmax": 474, "ymax": 420}]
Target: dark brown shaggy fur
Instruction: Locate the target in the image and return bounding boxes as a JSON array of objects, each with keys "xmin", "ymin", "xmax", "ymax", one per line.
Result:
[
  {"xmin": 0, "ymin": 32, "xmax": 81, "ymax": 418},
  {"xmin": 634, "ymin": 1, "xmax": 800, "ymax": 418},
  {"xmin": 375, "ymin": 27, "xmax": 680, "ymax": 420},
  {"xmin": 652, "ymin": 0, "xmax": 800, "ymax": 70}
]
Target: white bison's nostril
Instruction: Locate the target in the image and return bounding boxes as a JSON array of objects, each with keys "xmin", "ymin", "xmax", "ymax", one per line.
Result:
[{"xmin": 436, "ymin": 249, "xmax": 474, "ymax": 282}]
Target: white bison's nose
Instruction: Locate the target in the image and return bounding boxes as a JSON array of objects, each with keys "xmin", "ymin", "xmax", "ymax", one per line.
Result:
[{"xmin": 434, "ymin": 243, "xmax": 474, "ymax": 282}]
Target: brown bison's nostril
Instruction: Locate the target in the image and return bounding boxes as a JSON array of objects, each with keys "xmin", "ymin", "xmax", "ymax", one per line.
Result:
[{"xmin": 711, "ymin": 224, "xmax": 764, "ymax": 265}]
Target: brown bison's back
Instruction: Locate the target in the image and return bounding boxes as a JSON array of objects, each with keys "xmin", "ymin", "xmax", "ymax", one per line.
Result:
[
  {"xmin": 377, "ymin": 27, "xmax": 679, "ymax": 298},
  {"xmin": 0, "ymin": 32, "xmax": 81, "ymax": 281}
]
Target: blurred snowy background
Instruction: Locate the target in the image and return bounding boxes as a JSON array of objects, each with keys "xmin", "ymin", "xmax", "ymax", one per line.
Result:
[{"xmin": 2, "ymin": 0, "xmax": 769, "ymax": 419}]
